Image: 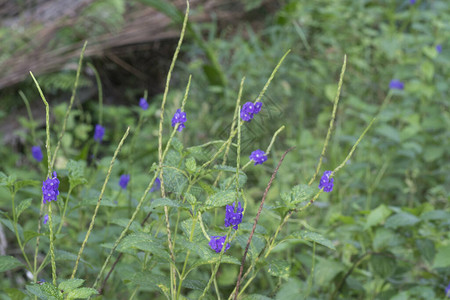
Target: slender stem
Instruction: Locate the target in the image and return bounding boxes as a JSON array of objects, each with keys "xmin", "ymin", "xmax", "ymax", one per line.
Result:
[
  {"xmin": 88, "ymin": 62, "xmax": 103, "ymax": 125},
  {"xmin": 233, "ymin": 147, "xmax": 294, "ymax": 300},
  {"xmin": 50, "ymin": 41, "xmax": 87, "ymax": 170},
  {"xmin": 308, "ymin": 55, "xmax": 347, "ymax": 185},
  {"xmin": 71, "ymin": 127, "xmax": 130, "ymax": 279},
  {"xmin": 47, "ymin": 203, "xmax": 57, "ymax": 285},
  {"xmin": 11, "ymin": 193, "xmax": 33, "ymax": 271},
  {"xmin": 19, "ymin": 90, "xmax": 37, "ymax": 143},
  {"xmin": 56, "ymin": 187, "xmax": 73, "ymax": 235}
]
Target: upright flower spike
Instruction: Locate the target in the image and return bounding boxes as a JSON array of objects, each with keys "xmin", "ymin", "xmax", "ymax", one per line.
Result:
[
  {"xmin": 94, "ymin": 124, "xmax": 105, "ymax": 142},
  {"xmin": 436, "ymin": 44, "xmax": 442, "ymax": 54},
  {"xmin": 139, "ymin": 97, "xmax": 149, "ymax": 110},
  {"xmin": 225, "ymin": 202, "xmax": 244, "ymax": 230},
  {"xmin": 171, "ymin": 109, "xmax": 187, "ymax": 132},
  {"xmin": 209, "ymin": 235, "xmax": 231, "ymax": 253},
  {"xmin": 249, "ymin": 149, "xmax": 268, "ymax": 165},
  {"xmin": 318, "ymin": 170, "xmax": 334, "ymax": 193},
  {"xmin": 119, "ymin": 174, "xmax": 130, "ymax": 190},
  {"xmin": 389, "ymin": 79, "xmax": 404, "ymax": 90},
  {"xmin": 31, "ymin": 145, "xmax": 43, "ymax": 162},
  {"xmin": 42, "ymin": 171, "xmax": 60, "ymax": 204}
]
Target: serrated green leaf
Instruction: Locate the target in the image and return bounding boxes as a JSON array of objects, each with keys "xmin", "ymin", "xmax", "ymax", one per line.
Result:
[
  {"xmin": 289, "ymin": 184, "xmax": 315, "ymax": 205},
  {"xmin": 0, "ymin": 255, "xmax": 24, "ymax": 272},
  {"xmin": 162, "ymin": 163, "xmax": 188, "ymax": 195},
  {"xmin": 66, "ymin": 287, "xmax": 98, "ymax": 299},
  {"xmin": 385, "ymin": 212, "xmax": 420, "ymax": 229},
  {"xmin": 4, "ymin": 288, "xmax": 27, "ymax": 300},
  {"xmin": 58, "ymin": 278, "xmax": 84, "ymax": 292},
  {"xmin": 432, "ymin": 244, "xmax": 450, "ymax": 268},
  {"xmin": 24, "ymin": 231, "xmax": 43, "ymax": 245},
  {"xmin": 190, "ymin": 255, "xmax": 240, "ymax": 270},
  {"xmin": 14, "ymin": 180, "xmax": 41, "ymax": 191},
  {"xmin": 171, "ymin": 137, "xmax": 184, "ymax": 152},
  {"xmin": 67, "ymin": 160, "xmax": 87, "ymax": 188},
  {"xmin": 16, "ymin": 198, "xmax": 32, "ymax": 219},
  {"xmin": 365, "ymin": 204, "xmax": 392, "ymax": 229},
  {"xmin": 26, "ymin": 283, "xmax": 63, "ymax": 300},
  {"xmin": 370, "ymin": 253, "xmax": 396, "ymax": 277},
  {"xmin": 288, "ymin": 230, "xmax": 336, "ymax": 250},
  {"xmin": 186, "ymin": 157, "xmax": 197, "ymax": 173},
  {"xmin": 184, "ymin": 193, "xmax": 197, "ymax": 205},
  {"xmin": 118, "ymin": 232, "xmax": 171, "ymax": 261},
  {"xmin": 267, "ymin": 259, "xmax": 290, "ymax": 278},
  {"xmin": 205, "ymin": 190, "xmax": 236, "ymax": 208}
]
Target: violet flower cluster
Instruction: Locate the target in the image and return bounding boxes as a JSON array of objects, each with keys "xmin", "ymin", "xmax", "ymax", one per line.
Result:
[
  {"xmin": 139, "ymin": 97, "xmax": 149, "ymax": 110},
  {"xmin": 172, "ymin": 109, "xmax": 187, "ymax": 132},
  {"xmin": 389, "ymin": 79, "xmax": 404, "ymax": 90},
  {"xmin": 249, "ymin": 149, "xmax": 268, "ymax": 165},
  {"xmin": 150, "ymin": 177, "xmax": 161, "ymax": 192},
  {"xmin": 318, "ymin": 170, "xmax": 334, "ymax": 193},
  {"xmin": 94, "ymin": 124, "xmax": 105, "ymax": 142},
  {"xmin": 119, "ymin": 174, "xmax": 130, "ymax": 189},
  {"xmin": 31, "ymin": 146, "xmax": 43, "ymax": 162},
  {"xmin": 42, "ymin": 171, "xmax": 60, "ymax": 204},
  {"xmin": 240, "ymin": 101, "xmax": 262, "ymax": 122},
  {"xmin": 209, "ymin": 201, "xmax": 244, "ymax": 253}
]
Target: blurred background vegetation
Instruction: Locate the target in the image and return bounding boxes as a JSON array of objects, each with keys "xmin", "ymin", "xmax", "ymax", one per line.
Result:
[{"xmin": 1, "ymin": 0, "xmax": 449, "ymax": 299}]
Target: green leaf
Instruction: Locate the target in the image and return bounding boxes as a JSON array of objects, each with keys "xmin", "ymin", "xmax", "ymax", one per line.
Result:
[
  {"xmin": 26, "ymin": 283, "xmax": 63, "ymax": 300},
  {"xmin": 161, "ymin": 164, "xmax": 188, "ymax": 195},
  {"xmin": 58, "ymin": 278, "xmax": 84, "ymax": 292},
  {"xmin": 421, "ymin": 210, "xmax": 450, "ymax": 221},
  {"xmin": 365, "ymin": 204, "xmax": 392, "ymax": 229},
  {"xmin": 186, "ymin": 157, "xmax": 197, "ymax": 173},
  {"xmin": 289, "ymin": 184, "xmax": 315, "ymax": 205},
  {"xmin": 267, "ymin": 259, "xmax": 290, "ymax": 278},
  {"xmin": 14, "ymin": 180, "xmax": 41, "ymax": 191},
  {"xmin": 118, "ymin": 232, "xmax": 171, "ymax": 261},
  {"xmin": 146, "ymin": 198, "xmax": 189, "ymax": 211},
  {"xmin": 66, "ymin": 287, "xmax": 98, "ymax": 299},
  {"xmin": 16, "ymin": 198, "xmax": 32, "ymax": 219},
  {"xmin": 288, "ymin": 230, "xmax": 336, "ymax": 250},
  {"xmin": 415, "ymin": 239, "xmax": 435, "ymax": 264},
  {"xmin": 370, "ymin": 253, "xmax": 396, "ymax": 277},
  {"xmin": 314, "ymin": 259, "xmax": 345, "ymax": 286},
  {"xmin": 385, "ymin": 212, "xmax": 420, "ymax": 229},
  {"xmin": 205, "ymin": 190, "xmax": 236, "ymax": 208},
  {"xmin": 4, "ymin": 288, "xmax": 27, "ymax": 300},
  {"xmin": 432, "ymin": 244, "xmax": 450, "ymax": 268},
  {"xmin": 0, "ymin": 255, "xmax": 24, "ymax": 272},
  {"xmin": 190, "ymin": 255, "xmax": 240, "ymax": 270},
  {"xmin": 24, "ymin": 231, "xmax": 43, "ymax": 246}
]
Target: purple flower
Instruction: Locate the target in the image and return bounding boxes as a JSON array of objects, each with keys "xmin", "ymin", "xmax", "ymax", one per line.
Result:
[
  {"xmin": 119, "ymin": 174, "xmax": 130, "ymax": 189},
  {"xmin": 209, "ymin": 235, "xmax": 230, "ymax": 253},
  {"xmin": 409, "ymin": 0, "xmax": 416, "ymax": 4},
  {"xmin": 43, "ymin": 214, "xmax": 49, "ymax": 225},
  {"xmin": 240, "ymin": 101, "xmax": 263, "ymax": 122},
  {"xmin": 150, "ymin": 177, "xmax": 161, "ymax": 192},
  {"xmin": 31, "ymin": 146, "xmax": 43, "ymax": 162},
  {"xmin": 436, "ymin": 44, "xmax": 442, "ymax": 54},
  {"xmin": 249, "ymin": 149, "xmax": 268, "ymax": 165},
  {"xmin": 389, "ymin": 80, "xmax": 404, "ymax": 90},
  {"xmin": 94, "ymin": 124, "xmax": 105, "ymax": 142},
  {"xmin": 171, "ymin": 109, "xmax": 187, "ymax": 132},
  {"xmin": 139, "ymin": 97, "xmax": 149, "ymax": 110},
  {"xmin": 42, "ymin": 171, "xmax": 60, "ymax": 204},
  {"xmin": 225, "ymin": 202, "xmax": 243, "ymax": 230},
  {"xmin": 446, "ymin": 282, "xmax": 450, "ymax": 297},
  {"xmin": 318, "ymin": 170, "xmax": 334, "ymax": 193}
]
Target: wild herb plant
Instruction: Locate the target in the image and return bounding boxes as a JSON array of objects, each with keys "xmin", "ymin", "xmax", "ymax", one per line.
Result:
[{"xmin": 0, "ymin": 2, "xmax": 407, "ymax": 299}]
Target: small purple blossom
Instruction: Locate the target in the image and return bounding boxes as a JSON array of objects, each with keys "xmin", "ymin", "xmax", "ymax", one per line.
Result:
[
  {"xmin": 446, "ymin": 282, "xmax": 450, "ymax": 297},
  {"xmin": 139, "ymin": 97, "xmax": 149, "ymax": 110},
  {"xmin": 389, "ymin": 80, "xmax": 404, "ymax": 90},
  {"xmin": 409, "ymin": 0, "xmax": 416, "ymax": 4},
  {"xmin": 31, "ymin": 146, "xmax": 43, "ymax": 162},
  {"xmin": 171, "ymin": 109, "xmax": 187, "ymax": 132},
  {"xmin": 225, "ymin": 202, "xmax": 243, "ymax": 230},
  {"xmin": 43, "ymin": 214, "xmax": 49, "ymax": 225},
  {"xmin": 94, "ymin": 124, "xmax": 105, "ymax": 142},
  {"xmin": 119, "ymin": 174, "xmax": 130, "ymax": 189},
  {"xmin": 42, "ymin": 171, "xmax": 60, "ymax": 204},
  {"xmin": 240, "ymin": 101, "xmax": 263, "ymax": 122},
  {"xmin": 318, "ymin": 170, "xmax": 334, "ymax": 193},
  {"xmin": 209, "ymin": 235, "xmax": 230, "ymax": 253},
  {"xmin": 249, "ymin": 149, "xmax": 268, "ymax": 165},
  {"xmin": 436, "ymin": 44, "xmax": 442, "ymax": 54},
  {"xmin": 150, "ymin": 177, "xmax": 161, "ymax": 192}
]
